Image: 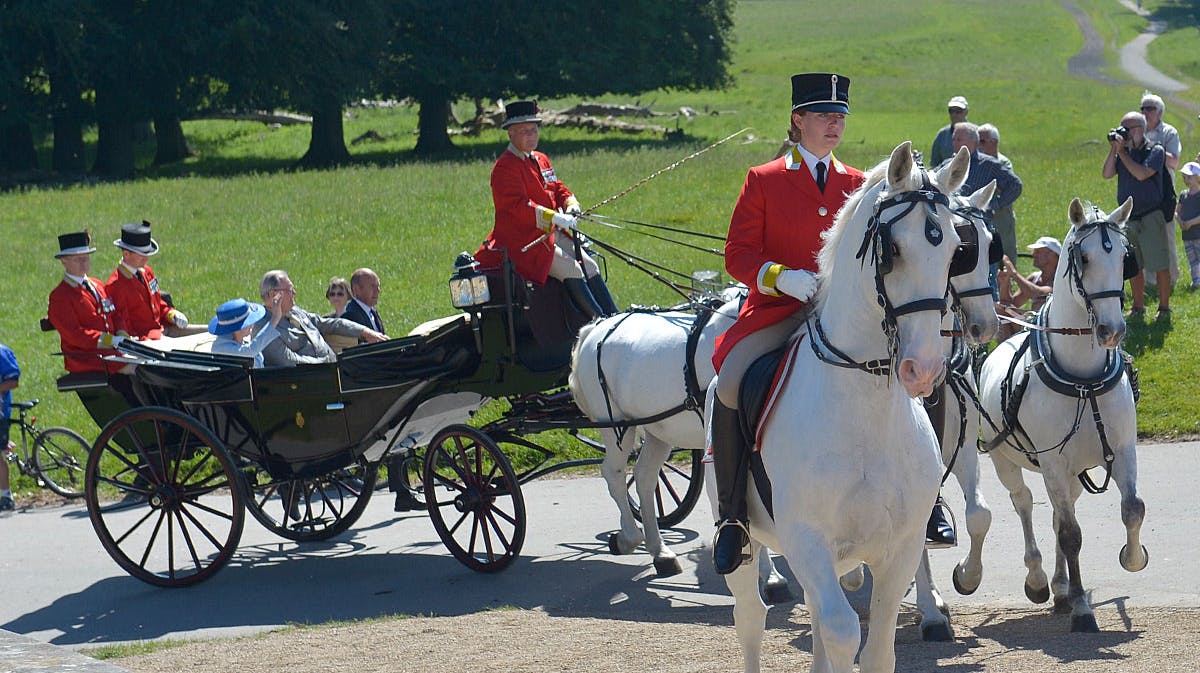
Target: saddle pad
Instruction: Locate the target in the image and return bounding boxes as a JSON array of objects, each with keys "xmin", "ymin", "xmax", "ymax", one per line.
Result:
[{"xmin": 738, "ymin": 333, "xmax": 807, "ymax": 451}]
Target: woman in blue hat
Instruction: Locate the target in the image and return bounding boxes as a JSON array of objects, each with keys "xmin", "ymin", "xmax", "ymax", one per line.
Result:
[{"xmin": 208, "ymin": 295, "xmax": 285, "ymax": 368}]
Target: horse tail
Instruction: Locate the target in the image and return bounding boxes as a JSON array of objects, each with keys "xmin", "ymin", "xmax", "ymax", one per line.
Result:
[{"xmin": 568, "ymin": 319, "xmax": 603, "ymax": 418}]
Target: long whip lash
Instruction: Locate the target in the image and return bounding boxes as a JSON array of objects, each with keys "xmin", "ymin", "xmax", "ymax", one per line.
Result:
[{"xmin": 521, "ymin": 127, "xmax": 750, "ymax": 252}]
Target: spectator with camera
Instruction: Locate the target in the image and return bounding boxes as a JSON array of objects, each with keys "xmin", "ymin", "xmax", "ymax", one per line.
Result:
[
  {"xmin": 1141, "ymin": 92, "xmax": 1182, "ymax": 289},
  {"xmin": 1102, "ymin": 111, "xmax": 1172, "ymax": 320}
]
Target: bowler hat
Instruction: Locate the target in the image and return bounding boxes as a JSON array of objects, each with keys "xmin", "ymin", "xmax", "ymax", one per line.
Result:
[
  {"xmin": 791, "ymin": 73, "xmax": 851, "ymax": 114},
  {"xmin": 208, "ymin": 298, "xmax": 266, "ymax": 336},
  {"xmin": 114, "ymin": 221, "xmax": 159, "ymax": 255},
  {"xmin": 501, "ymin": 100, "xmax": 541, "ymax": 129},
  {"xmin": 55, "ymin": 231, "xmax": 96, "ymax": 258}
]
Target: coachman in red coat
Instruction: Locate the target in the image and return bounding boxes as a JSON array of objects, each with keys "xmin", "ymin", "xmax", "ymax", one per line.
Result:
[
  {"xmin": 474, "ymin": 100, "xmax": 617, "ymax": 320},
  {"xmin": 105, "ymin": 222, "xmax": 191, "ymax": 340},
  {"xmin": 48, "ymin": 232, "xmax": 128, "ymax": 374}
]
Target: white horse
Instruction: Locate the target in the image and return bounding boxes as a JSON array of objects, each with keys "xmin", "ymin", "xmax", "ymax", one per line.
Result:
[
  {"xmin": 569, "ymin": 287, "xmax": 793, "ymax": 598},
  {"xmin": 910, "ymin": 182, "xmax": 1000, "ymax": 641},
  {"xmin": 711, "ymin": 142, "xmax": 970, "ymax": 673},
  {"xmin": 977, "ymin": 197, "xmax": 1147, "ymax": 632}
]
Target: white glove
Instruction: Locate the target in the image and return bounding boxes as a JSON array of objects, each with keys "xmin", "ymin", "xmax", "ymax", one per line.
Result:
[
  {"xmin": 775, "ymin": 269, "xmax": 818, "ymax": 302},
  {"xmin": 171, "ymin": 310, "xmax": 189, "ymax": 328},
  {"xmin": 99, "ymin": 334, "xmax": 126, "ymax": 349},
  {"xmin": 565, "ymin": 200, "xmax": 582, "ymax": 216},
  {"xmin": 551, "ymin": 212, "xmax": 578, "ymax": 230}
]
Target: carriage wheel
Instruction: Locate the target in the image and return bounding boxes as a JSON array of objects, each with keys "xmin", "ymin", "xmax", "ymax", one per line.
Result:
[
  {"xmin": 243, "ymin": 462, "xmax": 377, "ymax": 542},
  {"xmin": 85, "ymin": 407, "xmax": 245, "ymax": 588},
  {"xmin": 32, "ymin": 426, "xmax": 91, "ymax": 498},
  {"xmin": 423, "ymin": 424, "xmax": 525, "ymax": 573},
  {"xmin": 627, "ymin": 447, "xmax": 704, "ymax": 528}
]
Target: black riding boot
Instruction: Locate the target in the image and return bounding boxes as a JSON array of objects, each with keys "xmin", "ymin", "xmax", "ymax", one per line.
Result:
[
  {"xmin": 562, "ymin": 277, "xmax": 605, "ymax": 320},
  {"xmin": 585, "ymin": 274, "xmax": 619, "ymax": 316},
  {"xmin": 711, "ymin": 399, "xmax": 751, "ymax": 574},
  {"xmin": 387, "ymin": 454, "xmax": 422, "ymax": 512},
  {"xmin": 923, "ymin": 385, "xmax": 957, "ymax": 548}
]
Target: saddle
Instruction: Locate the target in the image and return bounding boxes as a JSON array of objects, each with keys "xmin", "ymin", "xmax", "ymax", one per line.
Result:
[{"xmin": 731, "ymin": 343, "xmax": 801, "ymax": 520}]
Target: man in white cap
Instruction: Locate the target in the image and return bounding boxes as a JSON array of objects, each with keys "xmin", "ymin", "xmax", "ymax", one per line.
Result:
[
  {"xmin": 995, "ymin": 237, "xmax": 1060, "ymax": 342},
  {"xmin": 105, "ymin": 221, "xmax": 200, "ymax": 339},
  {"xmin": 1140, "ymin": 92, "xmax": 1182, "ymax": 289},
  {"xmin": 930, "ymin": 95, "xmax": 969, "ymax": 167}
]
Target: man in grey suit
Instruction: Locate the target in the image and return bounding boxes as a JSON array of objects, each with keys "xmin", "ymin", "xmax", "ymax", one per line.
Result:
[
  {"xmin": 341, "ymin": 268, "xmax": 385, "ymax": 336},
  {"xmin": 256, "ymin": 270, "xmax": 386, "ymax": 367}
]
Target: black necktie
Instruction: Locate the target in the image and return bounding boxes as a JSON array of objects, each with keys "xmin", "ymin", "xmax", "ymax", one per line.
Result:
[
  {"xmin": 82, "ymin": 279, "xmax": 101, "ymax": 305},
  {"xmin": 815, "ymin": 161, "xmax": 827, "ymax": 193},
  {"xmin": 370, "ymin": 308, "xmax": 383, "ymax": 333}
]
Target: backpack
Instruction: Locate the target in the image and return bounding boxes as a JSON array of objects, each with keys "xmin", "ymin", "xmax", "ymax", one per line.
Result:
[{"xmin": 1154, "ymin": 142, "xmax": 1177, "ymax": 220}]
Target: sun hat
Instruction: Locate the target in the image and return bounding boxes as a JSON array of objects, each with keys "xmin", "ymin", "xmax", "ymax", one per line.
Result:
[
  {"xmin": 208, "ymin": 298, "xmax": 266, "ymax": 336},
  {"xmin": 1027, "ymin": 236, "xmax": 1062, "ymax": 256},
  {"xmin": 791, "ymin": 73, "xmax": 850, "ymax": 114},
  {"xmin": 113, "ymin": 221, "xmax": 159, "ymax": 255},
  {"xmin": 501, "ymin": 100, "xmax": 541, "ymax": 129},
  {"xmin": 1180, "ymin": 161, "xmax": 1200, "ymax": 177},
  {"xmin": 55, "ymin": 231, "xmax": 96, "ymax": 258},
  {"xmin": 947, "ymin": 96, "xmax": 969, "ymax": 110}
]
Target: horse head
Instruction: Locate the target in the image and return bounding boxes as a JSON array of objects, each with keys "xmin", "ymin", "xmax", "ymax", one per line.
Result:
[
  {"xmin": 821, "ymin": 142, "xmax": 969, "ymax": 398},
  {"xmin": 948, "ymin": 180, "xmax": 1000, "ymax": 343},
  {"xmin": 1061, "ymin": 197, "xmax": 1134, "ymax": 349}
]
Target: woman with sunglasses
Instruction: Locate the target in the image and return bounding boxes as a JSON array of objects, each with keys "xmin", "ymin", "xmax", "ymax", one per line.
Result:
[{"xmin": 325, "ymin": 277, "xmax": 352, "ymax": 318}]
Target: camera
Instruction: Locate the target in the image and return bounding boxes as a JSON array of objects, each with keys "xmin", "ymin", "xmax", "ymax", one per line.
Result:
[{"xmin": 1107, "ymin": 126, "xmax": 1130, "ymax": 142}]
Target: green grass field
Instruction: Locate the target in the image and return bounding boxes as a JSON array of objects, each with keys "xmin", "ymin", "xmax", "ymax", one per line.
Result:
[{"xmin": 4, "ymin": 0, "xmax": 1199, "ymax": 496}]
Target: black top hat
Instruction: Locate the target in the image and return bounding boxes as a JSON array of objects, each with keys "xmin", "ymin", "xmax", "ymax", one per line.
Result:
[
  {"xmin": 791, "ymin": 73, "xmax": 851, "ymax": 114},
  {"xmin": 55, "ymin": 231, "xmax": 96, "ymax": 258},
  {"xmin": 501, "ymin": 100, "xmax": 541, "ymax": 129},
  {"xmin": 113, "ymin": 220, "xmax": 159, "ymax": 256}
]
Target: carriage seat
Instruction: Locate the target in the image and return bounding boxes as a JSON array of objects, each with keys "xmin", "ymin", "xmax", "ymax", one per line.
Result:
[{"xmin": 408, "ymin": 313, "xmax": 470, "ymax": 338}]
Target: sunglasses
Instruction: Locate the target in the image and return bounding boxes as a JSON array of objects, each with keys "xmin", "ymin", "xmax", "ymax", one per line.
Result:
[
  {"xmin": 327, "ymin": 291, "xmax": 346, "ymax": 297},
  {"xmin": 1140, "ymin": 106, "xmax": 1158, "ymax": 112}
]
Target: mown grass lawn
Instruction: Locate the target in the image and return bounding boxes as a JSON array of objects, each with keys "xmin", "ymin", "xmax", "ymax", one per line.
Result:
[{"xmin": 3, "ymin": 0, "xmax": 1198, "ymax": 496}]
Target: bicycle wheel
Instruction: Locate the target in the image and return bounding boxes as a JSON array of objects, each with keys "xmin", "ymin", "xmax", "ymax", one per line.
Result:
[{"xmin": 32, "ymin": 426, "xmax": 91, "ymax": 498}]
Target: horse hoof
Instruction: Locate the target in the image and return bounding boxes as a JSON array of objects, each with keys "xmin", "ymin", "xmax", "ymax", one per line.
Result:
[
  {"xmin": 763, "ymin": 580, "xmax": 794, "ymax": 605},
  {"xmin": 608, "ymin": 532, "xmax": 628, "ymax": 555},
  {"xmin": 840, "ymin": 566, "xmax": 866, "ymax": 592},
  {"xmin": 1119, "ymin": 544, "xmax": 1149, "ymax": 572},
  {"xmin": 654, "ymin": 557, "xmax": 682, "ymax": 578},
  {"xmin": 1025, "ymin": 583, "xmax": 1050, "ymax": 604},
  {"xmin": 952, "ymin": 564, "xmax": 978, "ymax": 596},
  {"xmin": 1071, "ymin": 613, "xmax": 1100, "ymax": 633},
  {"xmin": 921, "ymin": 621, "xmax": 954, "ymax": 642},
  {"xmin": 1052, "ymin": 595, "xmax": 1072, "ymax": 614}
]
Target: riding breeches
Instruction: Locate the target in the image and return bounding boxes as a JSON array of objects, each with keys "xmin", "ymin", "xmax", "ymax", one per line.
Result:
[
  {"xmin": 547, "ymin": 235, "xmax": 600, "ymax": 281},
  {"xmin": 715, "ymin": 311, "xmax": 805, "ymax": 409}
]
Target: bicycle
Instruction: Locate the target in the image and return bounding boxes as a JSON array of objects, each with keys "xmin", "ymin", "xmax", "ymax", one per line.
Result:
[{"xmin": 4, "ymin": 399, "xmax": 91, "ymax": 498}]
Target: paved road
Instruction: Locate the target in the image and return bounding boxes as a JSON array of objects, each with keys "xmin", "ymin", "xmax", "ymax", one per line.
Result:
[{"xmin": 0, "ymin": 440, "xmax": 1196, "ymax": 650}]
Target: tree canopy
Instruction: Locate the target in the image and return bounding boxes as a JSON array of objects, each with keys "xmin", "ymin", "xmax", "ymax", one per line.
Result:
[{"xmin": 0, "ymin": 0, "xmax": 735, "ymax": 176}]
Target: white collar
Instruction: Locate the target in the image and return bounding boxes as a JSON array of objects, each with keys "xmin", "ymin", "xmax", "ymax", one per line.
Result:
[
  {"xmin": 65, "ymin": 272, "xmax": 88, "ymax": 285},
  {"xmin": 787, "ymin": 143, "xmax": 833, "ymax": 183},
  {"xmin": 507, "ymin": 143, "xmax": 533, "ymax": 160},
  {"xmin": 352, "ymin": 297, "xmax": 374, "ymax": 314},
  {"xmin": 119, "ymin": 260, "xmax": 142, "ymax": 275}
]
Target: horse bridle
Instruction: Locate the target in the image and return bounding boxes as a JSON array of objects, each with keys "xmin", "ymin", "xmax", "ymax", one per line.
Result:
[
  {"xmin": 815, "ymin": 174, "xmax": 955, "ymax": 376},
  {"xmin": 1064, "ymin": 211, "xmax": 1137, "ymax": 328}
]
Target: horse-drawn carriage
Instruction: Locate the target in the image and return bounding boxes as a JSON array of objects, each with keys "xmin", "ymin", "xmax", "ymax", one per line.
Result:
[{"xmin": 62, "ymin": 257, "xmax": 706, "ymax": 587}]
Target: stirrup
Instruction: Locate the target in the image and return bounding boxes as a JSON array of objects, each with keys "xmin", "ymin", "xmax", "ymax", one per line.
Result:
[
  {"xmin": 924, "ymin": 497, "xmax": 958, "ymax": 550},
  {"xmin": 712, "ymin": 519, "xmax": 752, "ymax": 574}
]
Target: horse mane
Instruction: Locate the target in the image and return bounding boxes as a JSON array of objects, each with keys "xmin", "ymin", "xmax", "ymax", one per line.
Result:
[{"xmin": 813, "ymin": 158, "xmax": 891, "ymax": 305}]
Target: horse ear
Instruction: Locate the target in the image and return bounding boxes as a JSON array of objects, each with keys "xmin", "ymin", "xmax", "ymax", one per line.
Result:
[
  {"xmin": 1068, "ymin": 198, "xmax": 1085, "ymax": 227},
  {"xmin": 937, "ymin": 146, "xmax": 971, "ymax": 194},
  {"xmin": 1111, "ymin": 196, "xmax": 1134, "ymax": 225},
  {"xmin": 887, "ymin": 141, "xmax": 915, "ymax": 191},
  {"xmin": 968, "ymin": 179, "xmax": 996, "ymax": 211}
]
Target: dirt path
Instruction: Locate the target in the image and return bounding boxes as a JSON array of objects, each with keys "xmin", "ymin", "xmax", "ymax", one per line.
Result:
[{"xmin": 113, "ymin": 604, "xmax": 1200, "ymax": 673}]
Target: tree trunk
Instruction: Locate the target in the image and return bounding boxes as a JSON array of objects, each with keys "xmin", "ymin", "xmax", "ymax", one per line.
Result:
[
  {"xmin": 92, "ymin": 119, "xmax": 135, "ymax": 179},
  {"xmin": 298, "ymin": 100, "xmax": 350, "ymax": 169},
  {"xmin": 414, "ymin": 93, "xmax": 455, "ymax": 155},
  {"xmin": 50, "ymin": 70, "xmax": 86, "ymax": 173},
  {"xmin": 0, "ymin": 122, "xmax": 39, "ymax": 172},
  {"xmin": 153, "ymin": 116, "xmax": 193, "ymax": 165},
  {"xmin": 92, "ymin": 84, "xmax": 136, "ymax": 179}
]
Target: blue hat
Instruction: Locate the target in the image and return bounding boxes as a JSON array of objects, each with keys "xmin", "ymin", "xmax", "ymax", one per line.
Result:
[
  {"xmin": 208, "ymin": 298, "xmax": 266, "ymax": 336},
  {"xmin": 791, "ymin": 73, "xmax": 851, "ymax": 114}
]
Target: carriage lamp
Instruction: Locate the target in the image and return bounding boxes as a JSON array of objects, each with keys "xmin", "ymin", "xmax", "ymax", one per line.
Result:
[
  {"xmin": 449, "ymin": 252, "xmax": 491, "ymax": 308},
  {"xmin": 691, "ymin": 269, "xmax": 722, "ymax": 298}
]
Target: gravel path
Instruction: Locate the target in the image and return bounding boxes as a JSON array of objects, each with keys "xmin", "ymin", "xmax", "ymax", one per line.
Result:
[{"xmin": 113, "ymin": 604, "xmax": 1200, "ymax": 673}]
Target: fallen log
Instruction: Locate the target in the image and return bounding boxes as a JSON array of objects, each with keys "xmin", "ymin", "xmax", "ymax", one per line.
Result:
[{"xmin": 190, "ymin": 110, "xmax": 313, "ymax": 126}]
